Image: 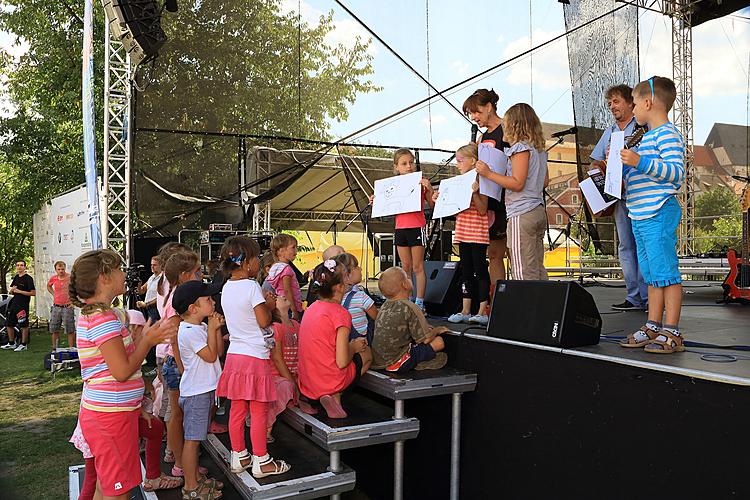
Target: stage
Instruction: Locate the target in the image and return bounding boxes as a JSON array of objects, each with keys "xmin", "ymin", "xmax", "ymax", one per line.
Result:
[{"xmin": 343, "ymin": 279, "xmax": 750, "ymax": 499}]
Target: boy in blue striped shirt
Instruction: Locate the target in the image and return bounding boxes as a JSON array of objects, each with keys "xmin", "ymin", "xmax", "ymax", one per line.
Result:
[{"xmin": 619, "ymin": 76, "xmax": 685, "ymax": 354}]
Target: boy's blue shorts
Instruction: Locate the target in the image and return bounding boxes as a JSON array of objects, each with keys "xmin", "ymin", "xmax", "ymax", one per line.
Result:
[
  {"xmin": 162, "ymin": 355, "xmax": 181, "ymax": 391},
  {"xmin": 630, "ymin": 196, "xmax": 682, "ymax": 288}
]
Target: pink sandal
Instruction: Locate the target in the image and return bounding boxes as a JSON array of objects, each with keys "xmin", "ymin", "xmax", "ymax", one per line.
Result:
[
  {"xmin": 320, "ymin": 395, "xmax": 347, "ymax": 419},
  {"xmin": 172, "ymin": 465, "xmax": 209, "ymax": 477}
]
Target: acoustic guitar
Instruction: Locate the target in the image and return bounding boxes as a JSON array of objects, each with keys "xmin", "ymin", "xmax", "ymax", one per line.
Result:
[{"xmin": 722, "ymin": 185, "xmax": 750, "ymax": 304}]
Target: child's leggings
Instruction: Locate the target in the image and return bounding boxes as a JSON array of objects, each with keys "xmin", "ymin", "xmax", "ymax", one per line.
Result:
[
  {"xmin": 78, "ymin": 415, "xmax": 164, "ymax": 500},
  {"xmin": 229, "ymin": 399, "xmax": 269, "ymax": 457}
]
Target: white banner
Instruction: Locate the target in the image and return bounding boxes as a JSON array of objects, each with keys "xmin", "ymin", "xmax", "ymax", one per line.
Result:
[{"xmin": 33, "ymin": 186, "xmax": 94, "ymax": 319}]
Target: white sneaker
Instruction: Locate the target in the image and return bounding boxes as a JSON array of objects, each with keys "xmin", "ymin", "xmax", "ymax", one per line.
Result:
[
  {"xmin": 447, "ymin": 313, "xmax": 470, "ymax": 324},
  {"xmin": 13, "ymin": 344, "xmax": 27, "ymax": 352},
  {"xmin": 468, "ymin": 314, "xmax": 489, "ymax": 326},
  {"xmin": 230, "ymin": 450, "xmax": 252, "ymax": 473},
  {"xmin": 1, "ymin": 343, "xmax": 16, "ymax": 350}
]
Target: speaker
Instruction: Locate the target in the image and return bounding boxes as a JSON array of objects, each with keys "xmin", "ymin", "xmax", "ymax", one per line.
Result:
[
  {"xmin": 419, "ymin": 261, "xmax": 463, "ymax": 317},
  {"xmin": 487, "ymin": 280, "xmax": 601, "ymax": 347},
  {"xmin": 102, "ymin": 0, "xmax": 167, "ymax": 66}
]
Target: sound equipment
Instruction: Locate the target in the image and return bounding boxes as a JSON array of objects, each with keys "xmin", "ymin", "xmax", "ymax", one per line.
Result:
[
  {"xmin": 101, "ymin": 0, "xmax": 167, "ymax": 67},
  {"xmin": 419, "ymin": 261, "xmax": 463, "ymax": 317},
  {"xmin": 722, "ymin": 185, "xmax": 750, "ymax": 304},
  {"xmin": 487, "ymin": 280, "xmax": 601, "ymax": 347}
]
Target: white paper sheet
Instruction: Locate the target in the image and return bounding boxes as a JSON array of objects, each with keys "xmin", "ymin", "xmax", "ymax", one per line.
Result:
[
  {"xmin": 604, "ymin": 130, "xmax": 625, "ymax": 199},
  {"xmin": 477, "ymin": 143, "xmax": 507, "ymax": 202},
  {"xmin": 432, "ymin": 169, "xmax": 477, "ymax": 219},
  {"xmin": 580, "ymin": 177, "xmax": 617, "ymax": 214},
  {"xmin": 371, "ymin": 171, "xmax": 423, "ymax": 218}
]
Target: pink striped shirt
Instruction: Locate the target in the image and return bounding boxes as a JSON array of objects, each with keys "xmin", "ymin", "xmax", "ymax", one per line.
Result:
[{"xmin": 77, "ymin": 309, "xmax": 144, "ymax": 412}]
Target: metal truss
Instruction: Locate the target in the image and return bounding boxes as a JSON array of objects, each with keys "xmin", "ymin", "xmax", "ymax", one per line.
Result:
[
  {"xmin": 103, "ymin": 21, "xmax": 132, "ymax": 264},
  {"xmin": 270, "ymin": 210, "xmax": 361, "ymax": 224},
  {"xmin": 248, "ymin": 148, "xmax": 272, "ymax": 232},
  {"xmin": 618, "ymin": 0, "xmax": 696, "ymax": 254}
]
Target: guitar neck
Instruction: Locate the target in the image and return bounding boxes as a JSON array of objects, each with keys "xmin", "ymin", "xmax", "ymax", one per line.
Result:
[{"xmin": 744, "ymin": 210, "xmax": 749, "ymax": 259}]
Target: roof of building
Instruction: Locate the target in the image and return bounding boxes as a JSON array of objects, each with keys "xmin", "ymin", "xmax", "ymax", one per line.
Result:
[{"xmin": 704, "ymin": 123, "xmax": 749, "ymax": 167}]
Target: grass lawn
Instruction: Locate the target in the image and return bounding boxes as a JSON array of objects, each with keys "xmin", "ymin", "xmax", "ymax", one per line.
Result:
[{"xmin": 0, "ymin": 329, "xmax": 82, "ymax": 500}]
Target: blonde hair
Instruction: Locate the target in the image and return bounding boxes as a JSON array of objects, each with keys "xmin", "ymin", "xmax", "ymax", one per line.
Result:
[
  {"xmin": 503, "ymin": 103, "xmax": 545, "ymax": 151},
  {"xmin": 163, "ymin": 250, "xmax": 200, "ymax": 307},
  {"xmin": 456, "ymin": 143, "xmax": 478, "ymax": 162},
  {"xmin": 257, "ymin": 250, "xmax": 275, "ymax": 284},
  {"xmin": 271, "ymin": 233, "xmax": 297, "ymax": 262},
  {"xmin": 69, "ymin": 249, "xmax": 122, "ymax": 312},
  {"xmin": 392, "ymin": 148, "xmax": 415, "ymax": 174}
]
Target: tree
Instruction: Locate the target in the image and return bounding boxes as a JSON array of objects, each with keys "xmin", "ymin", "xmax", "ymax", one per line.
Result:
[
  {"xmin": 695, "ymin": 186, "xmax": 740, "ymax": 230},
  {"xmin": 0, "ymin": 1, "xmax": 378, "ymax": 263}
]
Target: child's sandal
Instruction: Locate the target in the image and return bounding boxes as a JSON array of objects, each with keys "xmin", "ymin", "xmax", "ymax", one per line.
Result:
[
  {"xmin": 143, "ymin": 473, "xmax": 183, "ymax": 491},
  {"xmin": 181, "ymin": 480, "xmax": 222, "ymax": 500},
  {"xmin": 619, "ymin": 326, "xmax": 657, "ymax": 348},
  {"xmin": 644, "ymin": 331, "xmax": 685, "ymax": 354},
  {"xmin": 252, "ymin": 454, "xmax": 291, "ymax": 478}
]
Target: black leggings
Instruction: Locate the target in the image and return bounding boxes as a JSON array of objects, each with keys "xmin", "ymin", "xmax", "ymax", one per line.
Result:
[{"xmin": 459, "ymin": 242, "xmax": 490, "ymax": 304}]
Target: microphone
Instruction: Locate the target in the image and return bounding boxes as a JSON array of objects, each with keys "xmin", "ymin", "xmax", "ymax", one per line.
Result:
[
  {"xmin": 551, "ymin": 126, "xmax": 577, "ymax": 138},
  {"xmin": 732, "ymin": 175, "xmax": 750, "ymax": 183},
  {"xmin": 471, "ymin": 124, "xmax": 479, "ymax": 143}
]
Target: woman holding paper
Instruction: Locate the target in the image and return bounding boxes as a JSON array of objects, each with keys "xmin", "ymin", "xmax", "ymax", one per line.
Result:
[
  {"xmin": 463, "ymin": 89, "xmax": 510, "ymax": 286},
  {"xmin": 433, "ymin": 143, "xmax": 490, "ymax": 325}
]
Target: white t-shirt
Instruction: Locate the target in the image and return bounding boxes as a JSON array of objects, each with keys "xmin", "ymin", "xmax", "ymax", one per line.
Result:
[
  {"xmin": 221, "ymin": 279, "xmax": 269, "ymax": 359},
  {"xmin": 144, "ymin": 273, "xmax": 161, "ymax": 303},
  {"xmin": 178, "ymin": 322, "xmax": 222, "ymax": 397}
]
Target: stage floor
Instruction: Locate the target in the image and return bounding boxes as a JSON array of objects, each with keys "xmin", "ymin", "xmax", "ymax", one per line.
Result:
[{"xmin": 419, "ymin": 279, "xmax": 750, "ymax": 386}]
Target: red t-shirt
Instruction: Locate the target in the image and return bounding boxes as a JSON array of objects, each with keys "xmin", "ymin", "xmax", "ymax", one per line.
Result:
[
  {"xmin": 271, "ymin": 320, "xmax": 299, "ymax": 376},
  {"xmin": 394, "ymin": 186, "xmax": 429, "ymax": 229},
  {"xmin": 298, "ymin": 301, "xmax": 355, "ymax": 400},
  {"xmin": 47, "ymin": 274, "xmax": 71, "ymax": 306}
]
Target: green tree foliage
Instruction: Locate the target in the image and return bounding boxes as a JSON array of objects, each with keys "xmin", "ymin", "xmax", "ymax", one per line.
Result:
[{"xmin": 695, "ymin": 186, "xmax": 740, "ymax": 230}]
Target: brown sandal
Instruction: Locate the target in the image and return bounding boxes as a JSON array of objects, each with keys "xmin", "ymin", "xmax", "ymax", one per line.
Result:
[
  {"xmin": 619, "ymin": 326, "xmax": 658, "ymax": 348},
  {"xmin": 182, "ymin": 477, "xmax": 223, "ymax": 499},
  {"xmin": 143, "ymin": 473, "xmax": 183, "ymax": 491},
  {"xmin": 644, "ymin": 330, "xmax": 685, "ymax": 354}
]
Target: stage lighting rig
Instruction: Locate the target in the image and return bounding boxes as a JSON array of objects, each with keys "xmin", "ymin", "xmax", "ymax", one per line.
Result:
[{"xmin": 101, "ymin": 0, "xmax": 168, "ymax": 68}]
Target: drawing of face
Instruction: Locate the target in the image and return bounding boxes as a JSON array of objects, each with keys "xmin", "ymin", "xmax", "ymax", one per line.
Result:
[{"xmin": 384, "ymin": 185, "xmax": 396, "ymax": 199}]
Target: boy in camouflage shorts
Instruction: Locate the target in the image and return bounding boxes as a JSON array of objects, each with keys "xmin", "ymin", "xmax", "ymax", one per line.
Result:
[{"xmin": 371, "ymin": 267, "xmax": 449, "ymax": 372}]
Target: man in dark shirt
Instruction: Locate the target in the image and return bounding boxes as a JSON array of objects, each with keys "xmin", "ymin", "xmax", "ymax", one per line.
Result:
[{"xmin": 2, "ymin": 261, "xmax": 36, "ymax": 351}]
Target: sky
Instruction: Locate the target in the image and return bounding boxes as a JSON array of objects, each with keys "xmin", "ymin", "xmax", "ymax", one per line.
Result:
[{"xmin": 1, "ymin": 1, "xmax": 749, "ymax": 163}]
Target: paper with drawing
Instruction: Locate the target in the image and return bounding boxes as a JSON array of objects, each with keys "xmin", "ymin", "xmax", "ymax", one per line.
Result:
[
  {"xmin": 604, "ymin": 130, "xmax": 625, "ymax": 199},
  {"xmin": 371, "ymin": 171, "xmax": 423, "ymax": 218},
  {"xmin": 477, "ymin": 143, "xmax": 506, "ymax": 201},
  {"xmin": 432, "ymin": 169, "xmax": 476, "ymax": 219}
]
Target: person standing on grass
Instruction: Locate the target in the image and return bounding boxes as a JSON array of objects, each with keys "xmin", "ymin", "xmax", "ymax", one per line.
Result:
[
  {"xmin": 47, "ymin": 261, "xmax": 75, "ymax": 349},
  {"xmin": 2, "ymin": 261, "xmax": 36, "ymax": 352}
]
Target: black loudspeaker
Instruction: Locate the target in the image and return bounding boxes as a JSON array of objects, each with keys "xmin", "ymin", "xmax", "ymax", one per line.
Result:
[
  {"xmin": 419, "ymin": 261, "xmax": 463, "ymax": 317},
  {"xmin": 102, "ymin": 0, "xmax": 167, "ymax": 66},
  {"xmin": 487, "ymin": 280, "xmax": 601, "ymax": 347}
]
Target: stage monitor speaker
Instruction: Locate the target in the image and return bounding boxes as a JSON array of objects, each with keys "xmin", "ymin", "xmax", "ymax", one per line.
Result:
[
  {"xmin": 102, "ymin": 0, "xmax": 167, "ymax": 66},
  {"xmin": 418, "ymin": 261, "xmax": 462, "ymax": 317},
  {"xmin": 487, "ymin": 280, "xmax": 601, "ymax": 348}
]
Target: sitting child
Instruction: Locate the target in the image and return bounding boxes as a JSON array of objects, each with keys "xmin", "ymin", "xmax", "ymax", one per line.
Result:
[
  {"xmin": 173, "ymin": 280, "xmax": 226, "ymax": 499},
  {"xmin": 298, "ymin": 260, "xmax": 372, "ymax": 418},
  {"xmin": 267, "ymin": 293, "xmax": 299, "ymax": 441},
  {"xmin": 371, "ymin": 267, "xmax": 449, "ymax": 372},
  {"xmin": 335, "ymin": 253, "xmax": 378, "ymax": 345}
]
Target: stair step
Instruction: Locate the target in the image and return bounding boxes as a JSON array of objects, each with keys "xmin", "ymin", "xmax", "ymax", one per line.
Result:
[
  {"xmin": 359, "ymin": 367, "xmax": 477, "ymax": 400},
  {"xmin": 280, "ymin": 391, "xmax": 419, "ymax": 451},
  {"xmin": 203, "ymin": 421, "xmax": 355, "ymax": 500}
]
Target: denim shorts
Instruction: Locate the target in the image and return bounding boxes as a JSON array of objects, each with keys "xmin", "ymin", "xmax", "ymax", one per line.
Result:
[
  {"xmin": 630, "ymin": 196, "xmax": 682, "ymax": 288},
  {"xmin": 178, "ymin": 390, "xmax": 214, "ymax": 441},
  {"xmin": 162, "ymin": 355, "xmax": 181, "ymax": 391}
]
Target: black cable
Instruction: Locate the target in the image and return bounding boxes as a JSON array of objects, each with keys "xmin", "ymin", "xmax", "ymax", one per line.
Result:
[{"xmin": 333, "ymin": 0, "xmax": 471, "ymax": 125}]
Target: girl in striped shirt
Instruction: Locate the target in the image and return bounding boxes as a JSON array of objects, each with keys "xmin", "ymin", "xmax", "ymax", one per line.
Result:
[
  {"xmin": 434, "ymin": 143, "xmax": 491, "ymax": 325},
  {"xmin": 71, "ymin": 249, "xmax": 176, "ymax": 499}
]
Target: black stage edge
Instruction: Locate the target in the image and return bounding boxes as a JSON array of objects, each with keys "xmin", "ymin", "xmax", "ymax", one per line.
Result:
[{"xmin": 345, "ymin": 282, "xmax": 750, "ymax": 499}]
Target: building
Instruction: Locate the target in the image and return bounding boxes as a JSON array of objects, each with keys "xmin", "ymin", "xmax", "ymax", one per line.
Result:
[{"xmin": 545, "ymin": 172, "xmax": 581, "ymax": 227}]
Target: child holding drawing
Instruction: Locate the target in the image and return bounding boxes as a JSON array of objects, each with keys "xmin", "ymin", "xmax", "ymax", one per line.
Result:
[
  {"xmin": 433, "ymin": 143, "xmax": 491, "ymax": 325},
  {"xmin": 370, "ymin": 149, "xmax": 434, "ymax": 312},
  {"xmin": 475, "ymin": 103, "xmax": 549, "ymax": 281}
]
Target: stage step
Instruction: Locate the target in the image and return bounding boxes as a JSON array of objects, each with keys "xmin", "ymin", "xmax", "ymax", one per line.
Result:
[
  {"xmin": 280, "ymin": 391, "xmax": 420, "ymax": 451},
  {"xmin": 203, "ymin": 421, "xmax": 356, "ymax": 500},
  {"xmin": 359, "ymin": 367, "xmax": 477, "ymax": 401}
]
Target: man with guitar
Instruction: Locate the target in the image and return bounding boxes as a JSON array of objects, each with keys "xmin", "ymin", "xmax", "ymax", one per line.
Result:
[{"xmin": 590, "ymin": 84, "xmax": 649, "ymax": 311}]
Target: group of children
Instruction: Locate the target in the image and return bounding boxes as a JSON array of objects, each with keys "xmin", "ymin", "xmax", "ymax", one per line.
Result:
[
  {"xmin": 67, "ymin": 76, "xmax": 686, "ymax": 500},
  {"xmin": 69, "ymin": 231, "xmax": 449, "ymax": 499}
]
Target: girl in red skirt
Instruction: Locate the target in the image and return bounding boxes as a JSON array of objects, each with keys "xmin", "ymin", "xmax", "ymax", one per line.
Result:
[{"xmin": 216, "ymin": 236, "xmax": 291, "ymax": 478}]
